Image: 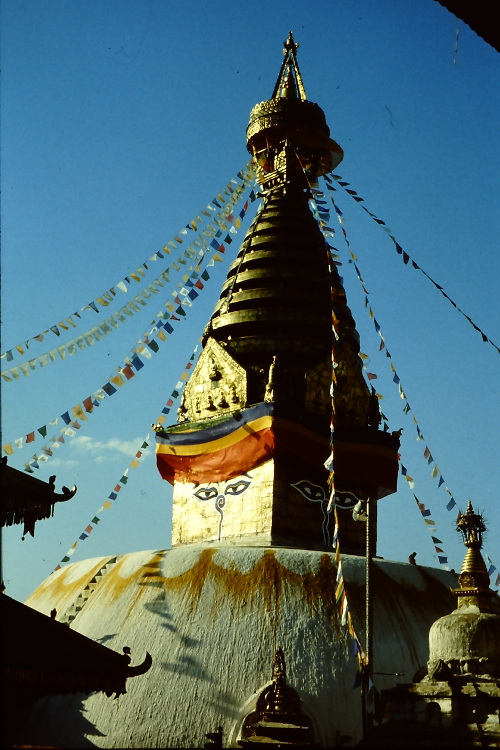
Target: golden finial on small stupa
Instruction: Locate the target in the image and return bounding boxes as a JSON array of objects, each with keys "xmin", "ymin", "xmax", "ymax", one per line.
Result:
[{"xmin": 453, "ymin": 501, "xmax": 490, "ymax": 608}]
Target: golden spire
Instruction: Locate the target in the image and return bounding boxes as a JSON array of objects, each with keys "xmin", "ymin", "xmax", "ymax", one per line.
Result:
[
  {"xmin": 453, "ymin": 501, "xmax": 491, "ymax": 609},
  {"xmin": 246, "ymin": 32, "xmax": 343, "ymax": 189},
  {"xmin": 271, "ymin": 31, "xmax": 307, "ymax": 101}
]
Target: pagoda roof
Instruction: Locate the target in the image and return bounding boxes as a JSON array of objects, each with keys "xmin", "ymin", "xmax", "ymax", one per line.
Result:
[
  {"xmin": 1, "ymin": 593, "xmax": 152, "ymax": 700},
  {"xmin": 1, "ymin": 457, "xmax": 77, "ymax": 538},
  {"xmin": 437, "ymin": 0, "xmax": 500, "ymax": 53}
]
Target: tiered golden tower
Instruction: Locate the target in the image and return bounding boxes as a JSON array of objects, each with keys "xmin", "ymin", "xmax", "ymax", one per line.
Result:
[{"xmin": 156, "ymin": 32, "xmax": 399, "ymax": 554}]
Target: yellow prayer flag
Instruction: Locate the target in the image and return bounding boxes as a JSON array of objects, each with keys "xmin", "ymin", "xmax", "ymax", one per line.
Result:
[
  {"xmin": 110, "ymin": 374, "xmax": 126, "ymax": 387},
  {"xmin": 71, "ymin": 404, "xmax": 88, "ymax": 421}
]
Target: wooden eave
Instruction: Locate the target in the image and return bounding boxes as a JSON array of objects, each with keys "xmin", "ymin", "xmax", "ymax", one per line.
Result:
[
  {"xmin": 1, "ymin": 459, "xmax": 77, "ymax": 537},
  {"xmin": 1, "ymin": 595, "xmax": 152, "ymax": 699}
]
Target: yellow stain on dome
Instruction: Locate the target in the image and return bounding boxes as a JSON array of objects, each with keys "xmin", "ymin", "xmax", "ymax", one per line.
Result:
[
  {"xmin": 155, "ymin": 548, "xmax": 343, "ymax": 636},
  {"xmin": 27, "ymin": 557, "xmax": 110, "ymax": 613}
]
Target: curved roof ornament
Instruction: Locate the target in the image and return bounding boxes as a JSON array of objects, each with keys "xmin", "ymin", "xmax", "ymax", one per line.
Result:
[
  {"xmin": 123, "ymin": 648, "xmax": 153, "ymax": 678},
  {"xmin": 2, "ymin": 596, "xmax": 153, "ymax": 702},
  {"xmin": 1, "ymin": 457, "xmax": 78, "ymax": 539},
  {"xmin": 122, "ymin": 646, "xmax": 153, "ymax": 678}
]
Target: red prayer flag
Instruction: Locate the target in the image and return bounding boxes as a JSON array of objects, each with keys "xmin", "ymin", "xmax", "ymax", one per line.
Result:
[{"xmin": 83, "ymin": 396, "xmax": 94, "ymax": 413}]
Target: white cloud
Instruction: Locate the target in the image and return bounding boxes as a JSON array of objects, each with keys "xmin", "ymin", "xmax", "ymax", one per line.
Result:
[
  {"xmin": 46, "ymin": 457, "xmax": 79, "ymax": 469},
  {"xmin": 71, "ymin": 435, "xmax": 148, "ymax": 459}
]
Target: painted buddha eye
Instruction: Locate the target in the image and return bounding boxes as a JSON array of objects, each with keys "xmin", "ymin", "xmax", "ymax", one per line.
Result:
[
  {"xmin": 333, "ymin": 491, "xmax": 360, "ymax": 510},
  {"xmin": 193, "ymin": 486, "xmax": 219, "ymax": 502},
  {"xmin": 291, "ymin": 480, "xmax": 325, "ymax": 503},
  {"xmin": 224, "ymin": 479, "xmax": 251, "ymax": 496}
]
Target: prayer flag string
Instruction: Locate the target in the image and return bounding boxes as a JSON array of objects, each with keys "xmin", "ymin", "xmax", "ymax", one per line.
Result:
[
  {"xmin": 308, "ymin": 175, "xmax": 498, "ymax": 585},
  {"xmin": 305, "ymin": 177, "xmax": 340, "ymax": 509},
  {"xmin": 1, "ymin": 168, "xmax": 256, "ymax": 381},
  {"xmin": 321, "ymin": 184, "xmax": 455, "ymax": 569},
  {"xmin": 307, "ymin": 175, "xmax": 382, "ymax": 609},
  {"xmin": 484, "ymin": 552, "xmax": 500, "ymax": 591},
  {"xmin": 411, "ymin": 489, "xmax": 450, "ymax": 569},
  {"xmin": 52, "ymin": 345, "xmax": 201, "ymax": 571},
  {"xmin": 323, "ymin": 173, "xmax": 499, "ymax": 355},
  {"xmin": 53, "ymin": 432, "xmax": 151, "ymax": 569},
  {"xmin": 314, "ymin": 183, "xmax": 500, "ymax": 576},
  {"xmin": 2, "ymin": 191, "xmax": 258, "ymax": 463},
  {"xmin": 333, "ymin": 507, "xmax": 366, "ymax": 687}
]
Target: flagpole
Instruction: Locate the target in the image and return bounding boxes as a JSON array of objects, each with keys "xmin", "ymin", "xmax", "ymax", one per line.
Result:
[{"xmin": 362, "ymin": 488, "xmax": 375, "ymax": 738}]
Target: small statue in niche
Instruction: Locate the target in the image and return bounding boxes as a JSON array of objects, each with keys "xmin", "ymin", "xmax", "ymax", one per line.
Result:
[
  {"xmin": 177, "ymin": 392, "xmax": 189, "ymax": 423},
  {"xmin": 209, "ymin": 358, "xmax": 221, "ymax": 381},
  {"xmin": 366, "ymin": 386, "xmax": 381, "ymax": 429},
  {"xmin": 207, "ymin": 394, "xmax": 217, "ymax": 411},
  {"xmin": 335, "ymin": 358, "xmax": 347, "ymax": 385},
  {"xmin": 195, "ymin": 397, "xmax": 201, "ymax": 413},
  {"xmin": 311, "ymin": 383, "xmax": 326, "ymax": 409},
  {"xmin": 218, "ymin": 390, "xmax": 229, "ymax": 408},
  {"xmin": 228, "ymin": 382, "xmax": 239, "ymax": 404}
]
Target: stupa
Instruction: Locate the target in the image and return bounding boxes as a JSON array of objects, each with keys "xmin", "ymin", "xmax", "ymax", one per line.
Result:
[
  {"xmin": 362, "ymin": 502, "xmax": 500, "ymax": 747},
  {"xmin": 16, "ymin": 34, "xmax": 470, "ymax": 748}
]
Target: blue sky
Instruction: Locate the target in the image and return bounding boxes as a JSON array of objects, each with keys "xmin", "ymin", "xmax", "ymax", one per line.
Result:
[{"xmin": 2, "ymin": 0, "xmax": 499, "ymax": 603}]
